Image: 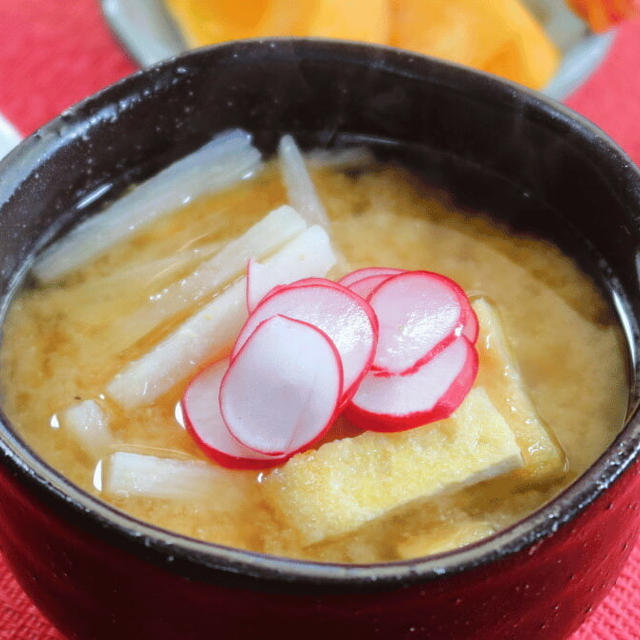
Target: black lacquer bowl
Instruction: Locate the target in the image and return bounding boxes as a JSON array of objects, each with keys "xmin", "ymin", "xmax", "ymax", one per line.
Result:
[{"xmin": 0, "ymin": 40, "xmax": 639, "ymax": 640}]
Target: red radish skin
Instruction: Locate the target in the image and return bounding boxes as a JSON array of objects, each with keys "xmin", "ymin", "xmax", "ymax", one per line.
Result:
[
  {"xmin": 338, "ymin": 267, "xmax": 405, "ymax": 289},
  {"xmin": 449, "ymin": 282, "xmax": 479, "ymax": 344},
  {"xmin": 368, "ymin": 271, "xmax": 469, "ymax": 375},
  {"xmin": 181, "ymin": 360, "xmax": 287, "ymax": 469},
  {"xmin": 220, "ymin": 315, "xmax": 343, "ymax": 456},
  {"xmin": 461, "ymin": 301, "xmax": 479, "ymax": 344},
  {"xmin": 345, "ymin": 336, "xmax": 478, "ymax": 432},
  {"xmin": 232, "ymin": 280, "xmax": 378, "ymax": 404}
]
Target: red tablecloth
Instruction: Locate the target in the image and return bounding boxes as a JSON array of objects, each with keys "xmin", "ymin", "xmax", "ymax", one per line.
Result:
[{"xmin": 0, "ymin": 2, "xmax": 639, "ymax": 638}]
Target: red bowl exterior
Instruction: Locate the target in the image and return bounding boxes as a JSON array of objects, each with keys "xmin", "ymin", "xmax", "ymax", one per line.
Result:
[
  {"xmin": 0, "ymin": 40, "xmax": 640, "ymax": 639},
  {"xmin": 0, "ymin": 453, "xmax": 639, "ymax": 639}
]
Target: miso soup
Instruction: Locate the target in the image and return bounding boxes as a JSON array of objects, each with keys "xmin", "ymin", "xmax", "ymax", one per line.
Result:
[{"xmin": 0, "ymin": 133, "xmax": 628, "ymax": 563}]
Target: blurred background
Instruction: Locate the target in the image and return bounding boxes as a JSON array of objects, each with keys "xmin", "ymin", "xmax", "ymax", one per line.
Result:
[{"xmin": 0, "ymin": 1, "xmax": 639, "ymax": 638}]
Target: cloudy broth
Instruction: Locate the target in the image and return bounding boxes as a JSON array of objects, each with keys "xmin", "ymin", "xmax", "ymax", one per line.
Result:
[{"xmin": 0, "ymin": 156, "xmax": 628, "ymax": 563}]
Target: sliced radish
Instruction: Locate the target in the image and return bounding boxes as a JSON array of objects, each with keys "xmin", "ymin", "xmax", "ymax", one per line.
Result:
[
  {"xmin": 108, "ymin": 225, "xmax": 335, "ymax": 409},
  {"xmin": 368, "ymin": 271, "xmax": 474, "ymax": 375},
  {"xmin": 232, "ymin": 280, "xmax": 378, "ymax": 402},
  {"xmin": 340, "ymin": 267, "xmax": 477, "ymax": 345},
  {"xmin": 220, "ymin": 316, "xmax": 343, "ymax": 456},
  {"xmin": 338, "ymin": 267, "xmax": 405, "ymax": 289},
  {"xmin": 345, "ymin": 336, "xmax": 478, "ymax": 432},
  {"xmin": 347, "ymin": 274, "xmax": 396, "ymax": 300},
  {"xmin": 182, "ymin": 359, "xmax": 287, "ymax": 469},
  {"xmin": 459, "ymin": 294, "xmax": 479, "ymax": 344},
  {"xmin": 258, "ymin": 276, "xmax": 353, "ymax": 308}
]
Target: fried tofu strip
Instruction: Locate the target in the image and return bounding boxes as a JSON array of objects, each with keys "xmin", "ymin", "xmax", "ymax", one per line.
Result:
[
  {"xmin": 472, "ymin": 298, "xmax": 566, "ymax": 486},
  {"xmin": 264, "ymin": 387, "xmax": 522, "ymax": 546}
]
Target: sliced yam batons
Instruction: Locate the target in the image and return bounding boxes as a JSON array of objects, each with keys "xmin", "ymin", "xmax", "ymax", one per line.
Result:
[
  {"xmin": 264, "ymin": 387, "xmax": 523, "ymax": 546},
  {"xmin": 106, "ymin": 225, "xmax": 336, "ymax": 408},
  {"xmin": 103, "ymin": 451, "xmax": 251, "ymax": 506},
  {"xmin": 117, "ymin": 205, "xmax": 307, "ymax": 348},
  {"xmin": 33, "ymin": 129, "xmax": 262, "ymax": 283},
  {"xmin": 60, "ymin": 399, "xmax": 113, "ymax": 458},
  {"xmin": 278, "ymin": 135, "xmax": 329, "ymax": 228},
  {"xmin": 472, "ymin": 298, "xmax": 566, "ymax": 486}
]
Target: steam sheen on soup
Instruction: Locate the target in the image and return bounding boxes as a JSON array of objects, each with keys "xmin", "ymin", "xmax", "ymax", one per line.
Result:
[{"xmin": 0, "ymin": 134, "xmax": 627, "ymax": 563}]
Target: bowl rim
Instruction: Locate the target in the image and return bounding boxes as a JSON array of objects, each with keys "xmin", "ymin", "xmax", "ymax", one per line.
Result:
[{"xmin": 1, "ymin": 37, "xmax": 640, "ymax": 591}]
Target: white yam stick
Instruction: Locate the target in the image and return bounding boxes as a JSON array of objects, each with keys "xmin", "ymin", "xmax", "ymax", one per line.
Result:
[
  {"xmin": 103, "ymin": 452, "xmax": 247, "ymax": 505},
  {"xmin": 105, "ymin": 242, "xmax": 224, "ymax": 286},
  {"xmin": 119, "ymin": 205, "xmax": 307, "ymax": 347},
  {"xmin": 278, "ymin": 134, "xmax": 329, "ymax": 228},
  {"xmin": 64, "ymin": 241, "xmax": 224, "ymax": 301},
  {"xmin": 33, "ymin": 129, "xmax": 262, "ymax": 283},
  {"xmin": 61, "ymin": 399, "xmax": 113, "ymax": 458},
  {"xmin": 306, "ymin": 147, "xmax": 375, "ymax": 170},
  {"xmin": 107, "ymin": 225, "xmax": 336, "ymax": 408}
]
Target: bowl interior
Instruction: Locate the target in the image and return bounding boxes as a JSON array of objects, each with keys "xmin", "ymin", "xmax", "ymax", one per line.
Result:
[{"xmin": 0, "ymin": 39, "xmax": 640, "ymax": 587}]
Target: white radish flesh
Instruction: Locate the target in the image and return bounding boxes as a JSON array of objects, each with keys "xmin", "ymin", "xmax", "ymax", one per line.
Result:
[
  {"xmin": 120, "ymin": 205, "xmax": 307, "ymax": 346},
  {"xmin": 221, "ymin": 316, "xmax": 343, "ymax": 456},
  {"xmin": 278, "ymin": 134, "xmax": 329, "ymax": 228},
  {"xmin": 61, "ymin": 399, "xmax": 113, "ymax": 458},
  {"xmin": 103, "ymin": 451, "xmax": 247, "ymax": 505},
  {"xmin": 347, "ymin": 274, "xmax": 395, "ymax": 300},
  {"xmin": 33, "ymin": 128, "xmax": 262, "ymax": 283},
  {"xmin": 106, "ymin": 225, "xmax": 336, "ymax": 408},
  {"xmin": 232, "ymin": 281, "xmax": 378, "ymax": 402},
  {"xmin": 369, "ymin": 271, "xmax": 467, "ymax": 374},
  {"xmin": 182, "ymin": 360, "xmax": 285, "ymax": 469},
  {"xmin": 338, "ymin": 267, "xmax": 404, "ymax": 289},
  {"xmin": 346, "ymin": 337, "xmax": 478, "ymax": 432}
]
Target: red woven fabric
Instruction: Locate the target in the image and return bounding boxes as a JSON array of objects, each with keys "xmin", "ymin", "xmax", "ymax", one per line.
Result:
[{"xmin": 0, "ymin": 2, "xmax": 639, "ymax": 638}]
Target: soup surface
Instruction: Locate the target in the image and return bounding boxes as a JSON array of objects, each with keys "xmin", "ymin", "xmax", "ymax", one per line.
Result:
[{"xmin": 0, "ymin": 155, "xmax": 628, "ymax": 563}]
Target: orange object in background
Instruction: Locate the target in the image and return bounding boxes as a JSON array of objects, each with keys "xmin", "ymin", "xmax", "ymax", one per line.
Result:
[
  {"xmin": 566, "ymin": 0, "xmax": 638, "ymax": 31},
  {"xmin": 390, "ymin": 0, "xmax": 559, "ymax": 89},
  {"xmin": 166, "ymin": 0, "xmax": 389, "ymax": 46},
  {"xmin": 305, "ymin": 0, "xmax": 390, "ymax": 43},
  {"xmin": 165, "ymin": 0, "xmax": 561, "ymax": 90},
  {"xmin": 165, "ymin": 0, "xmax": 315, "ymax": 45}
]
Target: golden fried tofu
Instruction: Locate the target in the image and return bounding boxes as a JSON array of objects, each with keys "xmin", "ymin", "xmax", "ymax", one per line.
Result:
[
  {"xmin": 264, "ymin": 387, "xmax": 522, "ymax": 546},
  {"xmin": 472, "ymin": 298, "xmax": 566, "ymax": 487}
]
